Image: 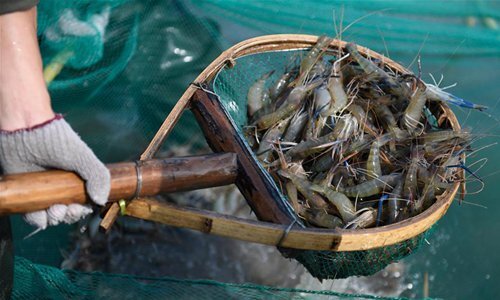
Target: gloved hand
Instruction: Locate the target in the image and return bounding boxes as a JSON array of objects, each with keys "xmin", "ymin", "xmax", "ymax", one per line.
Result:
[{"xmin": 0, "ymin": 114, "xmax": 110, "ymax": 230}]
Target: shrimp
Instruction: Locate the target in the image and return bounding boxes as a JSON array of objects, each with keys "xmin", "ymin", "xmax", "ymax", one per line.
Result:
[
  {"xmin": 345, "ymin": 208, "xmax": 377, "ymax": 229},
  {"xmin": 310, "ymin": 152, "xmax": 335, "ymax": 173},
  {"xmin": 286, "ymin": 114, "xmax": 356, "ymax": 159},
  {"xmin": 297, "ymin": 35, "xmax": 332, "ymax": 84},
  {"xmin": 326, "ymin": 54, "xmax": 349, "ymax": 115},
  {"xmin": 304, "ymin": 86, "xmax": 331, "ymax": 139},
  {"xmin": 366, "ymin": 134, "xmax": 394, "ymax": 179},
  {"xmin": 345, "ymin": 43, "xmax": 408, "ymax": 97},
  {"xmin": 417, "ymin": 166, "xmax": 450, "ymax": 192},
  {"xmin": 310, "ymin": 134, "xmax": 372, "ymax": 172},
  {"xmin": 345, "ymin": 43, "xmax": 389, "ymax": 79},
  {"xmin": 247, "ymin": 71, "xmax": 274, "ymax": 118},
  {"xmin": 402, "ymin": 83, "xmax": 427, "ymax": 135},
  {"xmin": 338, "ymin": 173, "xmax": 401, "ymax": 198},
  {"xmin": 302, "ymin": 208, "xmax": 344, "ymax": 229},
  {"xmin": 282, "ymin": 109, "xmax": 308, "ymax": 143},
  {"xmin": 270, "ymin": 70, "xmax": 295, "ymax": 100},
  {"xmin": 256, "ymin": 117, "xmax": 289, "ymax": 164},
  {"xmin": 387, "ymin": 180, "xmax": 404, "ymax": 224},
  {"xmin": 366, "ymin": 138, "xmax": 383, "ymax": 179},
  {"xmin": 425, "ymin": 83, "xmax": 488, "ymax": 111},
  {"xmin": 346, "ymin": 104, "xmax": 378, "ymax": 136},
  {"xmin": 314, "ymin": 85, "xmax": 332, "ymax": 117},
  {"xmin": 309, "ymin": 59, "xmax": 329, "ymax": 81},
  {"xmin": 278, "ymin": 169, "xmax": 329, "ymax": 210},
  {"xmin": 310, "ymin": 185, "xmax": 357, "ymax": 222},
  {"xmin": 403, "ymin": 151, "xmax": 419, "ymax": 208},
  {"xmin": 414, "ymin": 179, "xmax": 435, "ymax": 215},
  {"xmin": 285, "ymin": 181, "xmax": 302, "ymax": 214},
  {"xmin": 255, "ymin": 80, "xmax": 321, "ymax": 130},
  {"xmin": 372, "ymin": 103, "xmax": 406, "ymax": 140},
  {"xmin": 420, "ymin": 130, "xmax": 471, "ymax": 145}
]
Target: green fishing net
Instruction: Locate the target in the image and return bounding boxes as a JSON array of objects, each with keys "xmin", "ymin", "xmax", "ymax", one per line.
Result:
[
  {"xmin": 7, "ymin": 0, "xmax": 500, "ymax": 299},
  {"xmin": 13, "ymin": 256, "xmax": 405, "ymax": 300}
]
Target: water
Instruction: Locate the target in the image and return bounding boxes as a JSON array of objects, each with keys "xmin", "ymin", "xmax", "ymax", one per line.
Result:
[{"xmin": 400, "ymin": 55, "xmax": 500, "ymax": 299}]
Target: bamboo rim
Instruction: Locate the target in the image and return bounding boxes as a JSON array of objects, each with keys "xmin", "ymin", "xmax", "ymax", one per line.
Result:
[{"xmin": 138, "ymin": 34, "xmax": 462, "ymax": 252}]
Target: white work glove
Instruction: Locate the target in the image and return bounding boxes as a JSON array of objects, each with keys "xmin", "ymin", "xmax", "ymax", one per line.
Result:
[{"xmin": 0, "ymin": 115, "xmax": 110, "ymax": 230}]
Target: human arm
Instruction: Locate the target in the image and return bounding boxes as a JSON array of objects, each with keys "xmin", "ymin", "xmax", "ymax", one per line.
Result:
[{"xmin": 0, "ymin": 6, "xmax": 111, "ymax": 229}]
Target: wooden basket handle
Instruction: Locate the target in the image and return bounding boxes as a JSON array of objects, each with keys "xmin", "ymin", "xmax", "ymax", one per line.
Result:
[{"xmin": 0, "ymin": 153, "xmax": 237, "ymax": 215}]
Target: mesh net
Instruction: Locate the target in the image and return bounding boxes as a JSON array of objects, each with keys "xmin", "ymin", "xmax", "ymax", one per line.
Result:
[
  {"xmin": 212, "ymin": 50, "xmax": 432, "ymax": 280},
  {"xmin": 39, "ymin": 0, "xmax": 223, "ymax": 163},
  {"xmin": 6, "ymin": 0, "xmax": 500, "ymax": 299},
  {"xmin": 294, "ymin": 234, "xmax": 425, "ymax": 280},
  {"xmin": 13, "ymin": 256, "xmax": 405, "ymax": 300}
]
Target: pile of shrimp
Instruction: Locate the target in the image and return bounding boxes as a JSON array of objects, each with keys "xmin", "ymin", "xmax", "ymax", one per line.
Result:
[{"xmin": 244, "ymin": 36, "xmax": 481, "ymax": 230}]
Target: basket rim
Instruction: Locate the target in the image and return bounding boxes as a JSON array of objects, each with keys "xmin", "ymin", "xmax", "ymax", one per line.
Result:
[{"xmin": 144, "ymin": 34, "xmax": 462, "ymax": 251}]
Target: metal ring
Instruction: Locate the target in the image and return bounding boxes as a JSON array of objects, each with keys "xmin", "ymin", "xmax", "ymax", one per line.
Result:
[
  {"xmin": 134, "ymin": 161, "xmax": 143, "ymax": 199},
  {"xmin": 277, "ymin": 219, "xmax": 297, "ymax": 247}
]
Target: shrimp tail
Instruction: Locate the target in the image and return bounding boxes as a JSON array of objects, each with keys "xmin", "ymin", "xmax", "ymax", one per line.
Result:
[{"xmin": 425, "ymin": 84, "xmax": 488, "ymax": 111}]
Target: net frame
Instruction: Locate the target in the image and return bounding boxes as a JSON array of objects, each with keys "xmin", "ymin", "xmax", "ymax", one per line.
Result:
[
  {"xmin": 130, "ymin": 34, "xmax": 464, "ymax": 278},
  {"xmin": 143, "ymin": 34, "xmax": 461, "ymax": 250}
]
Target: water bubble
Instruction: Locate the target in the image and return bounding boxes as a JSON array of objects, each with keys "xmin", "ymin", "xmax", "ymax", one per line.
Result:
[
  {"xmin": 160, "ymin": 61, "xmax": 172, "ymax": 70},
  {"xmin": 173, "ymin": 48, "xmax": 187, "ymax": 56},
  {"xmin": 407, "ymin": 283, "xmax": 413, "ymax": 290}
]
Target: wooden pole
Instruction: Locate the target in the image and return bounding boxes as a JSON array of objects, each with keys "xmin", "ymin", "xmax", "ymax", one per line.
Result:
[{"xmin": 0, "ymin": 153, "xmax": 237, "ymax": 215}]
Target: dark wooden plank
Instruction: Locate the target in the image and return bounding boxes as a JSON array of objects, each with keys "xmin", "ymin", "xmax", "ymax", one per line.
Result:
[{"xmin": 190, "ymin": 89, "xmax": 296, "ymax": 226}]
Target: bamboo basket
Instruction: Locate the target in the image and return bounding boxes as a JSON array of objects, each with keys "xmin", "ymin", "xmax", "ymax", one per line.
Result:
[{"xmin": 0, "ymin": 35, "xmax": 463, "ymax": 278}]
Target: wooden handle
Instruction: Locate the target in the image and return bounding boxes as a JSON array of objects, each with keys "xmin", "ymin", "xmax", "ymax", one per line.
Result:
[{"xmin": 0, "ymin": 153, "xmax": 238, "ymax": 215}]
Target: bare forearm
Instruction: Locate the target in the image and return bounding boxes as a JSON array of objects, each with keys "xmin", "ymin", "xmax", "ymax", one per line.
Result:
[{"xmin": 0, "ymin": 7, "xmax": 54, "ymax": 131}]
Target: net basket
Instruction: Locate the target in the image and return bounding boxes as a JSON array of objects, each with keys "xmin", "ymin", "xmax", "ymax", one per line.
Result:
[{"xmin": 202, "ymin": 35, "xmax": 462, "ymax": 279}]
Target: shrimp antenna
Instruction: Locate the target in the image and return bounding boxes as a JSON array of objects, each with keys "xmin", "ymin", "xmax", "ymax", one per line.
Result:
[
  {"xmin": 24, "ymin": 227, "xmax": 43, "ymax": 239},
  {"xmin": 407, "ymin": 33, "xmax": 429, "ymax": 70},
  {"xmin": 334, "ymin": 8, "xmax": 392, "ymax": 40}
]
